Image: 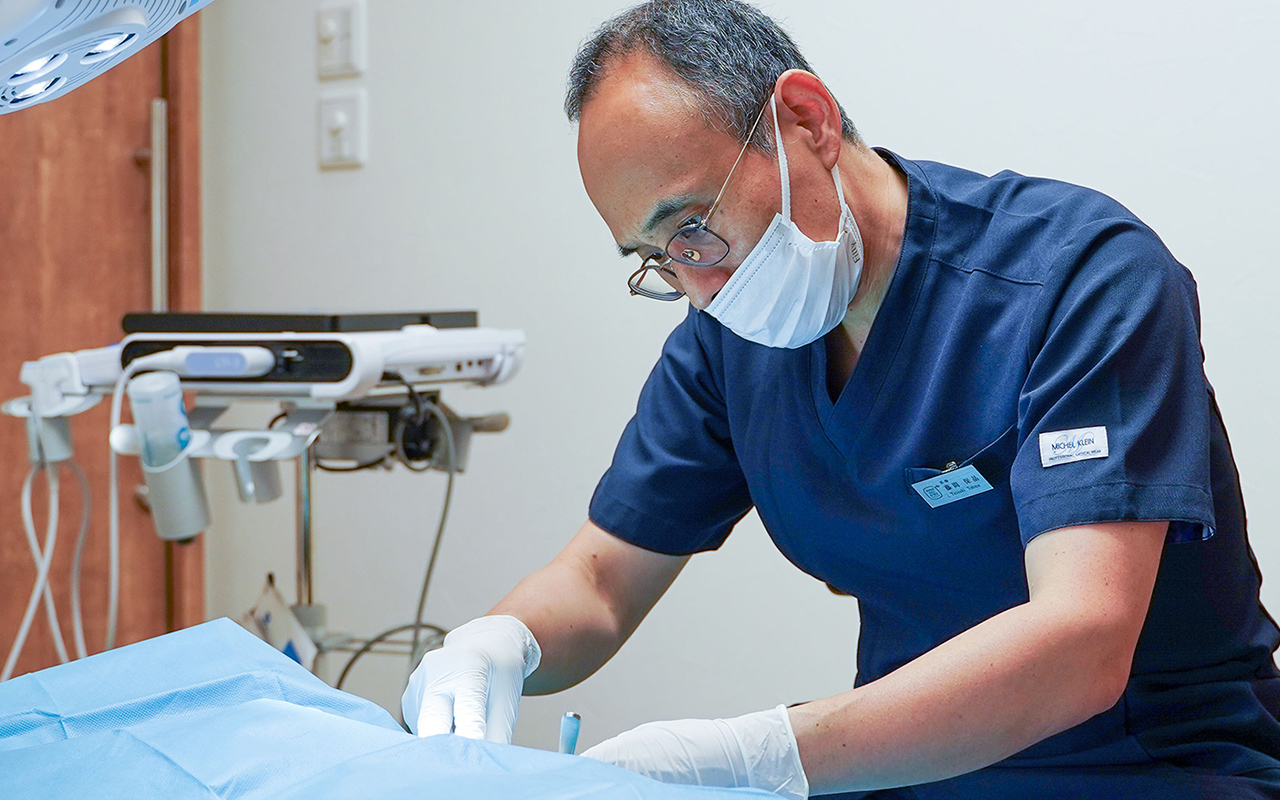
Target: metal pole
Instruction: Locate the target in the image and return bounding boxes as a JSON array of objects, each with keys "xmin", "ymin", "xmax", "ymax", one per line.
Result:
[
  {"xmin": 296, "ymin": 443, "xmax": 314, "ymax": 606},
  {"xmin": 149, "ymin": 98, "xmax": 169, "ymax": 313}
]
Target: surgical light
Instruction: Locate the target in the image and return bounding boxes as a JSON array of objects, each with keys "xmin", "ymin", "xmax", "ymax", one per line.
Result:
[
  {"xmin": 86, "ymin": 34, "xmax": 129, "ymax": 56},
  {"xmin": 12, "ymin": 53, "xmax": 52, "ymax": 77},
  {"xmin": 0, "ymin": 0, "xmax": 217, "ymax": 113},
  {"xmin": 8, "ymin": 50, "xmax": 66, "ymax": 84},
  {"xmin": 12, "ymin": 77, "xmax": 58, "ymax": 101}
]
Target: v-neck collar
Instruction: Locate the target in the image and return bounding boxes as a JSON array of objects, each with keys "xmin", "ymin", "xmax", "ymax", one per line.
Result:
[{"xmin": 809, "ymin": 149, "xmax": 938, "ymax": 453}]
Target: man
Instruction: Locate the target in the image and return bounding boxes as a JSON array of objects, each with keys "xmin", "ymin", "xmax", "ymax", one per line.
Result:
[{"xmin": 402, "ymin": 1, "xmax": 1280, "ymax": 797}]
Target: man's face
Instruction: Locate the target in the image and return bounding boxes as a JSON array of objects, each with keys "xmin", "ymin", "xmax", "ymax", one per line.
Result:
[{"xmin": 576, "ymin": 52, "xmax": 780, "ymax": 309}]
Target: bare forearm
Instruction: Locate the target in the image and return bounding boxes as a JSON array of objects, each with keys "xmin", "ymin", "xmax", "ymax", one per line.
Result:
[
  {"xmin": 490, "ymin": 558, "xmax": 625, "ymax": 694},
  {"xmin": 490, "ymin": 521, "xmax": 689, "ymax": 695},
  {"xmin": 791, "ymin": 601, "xmax": 1130, "ymax": 793}
]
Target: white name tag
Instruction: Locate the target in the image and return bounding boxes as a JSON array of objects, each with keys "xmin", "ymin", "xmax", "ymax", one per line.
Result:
[{"xmin": 1038, "ymin": 426, "xmax": 1108, "ymax": 468}]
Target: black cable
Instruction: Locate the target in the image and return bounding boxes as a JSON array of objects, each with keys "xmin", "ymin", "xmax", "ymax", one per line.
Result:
[
  {"xmin": 395, "ymin": 421, "xmax": 434, "ymax": 472},
  {"xmin": 332, "ymin": 374, "xmax": 457, "ymax": 697},
  {"xmin": 387, "ymin": 373, "xmax": 436, "ymax": 472},
  {"xmin": 407, "ymin": 397, "xmax": 456, "ymax": 672},
  {"xmin": 335, "ymin": 622, "xmax": 445, "ymax": 691},
  {"xmin": 384, "ymin": 372, "xmax": 425, "ymax": 421}
]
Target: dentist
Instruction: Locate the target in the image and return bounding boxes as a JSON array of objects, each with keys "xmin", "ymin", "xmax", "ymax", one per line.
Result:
[{"xmin": 403, "ymin": 2, "xmax": 1280, "ymax": 798}]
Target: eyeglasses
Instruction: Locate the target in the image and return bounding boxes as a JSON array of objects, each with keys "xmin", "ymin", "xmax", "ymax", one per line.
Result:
[{"xmin": 627, "ymin": 97, "xmax": 772, "ymax": 301}]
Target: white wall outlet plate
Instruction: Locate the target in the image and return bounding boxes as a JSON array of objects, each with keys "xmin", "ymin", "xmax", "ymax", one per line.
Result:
[
  {"xmin": 316, "ymin": 0, "xmax": 366, "ymax": 80},
  {"xmin": 318, "ymin": 88, "xmax": 368, "ymax": 170}
]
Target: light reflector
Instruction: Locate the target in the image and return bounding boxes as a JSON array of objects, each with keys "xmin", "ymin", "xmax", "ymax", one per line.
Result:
[
  {"xmin": 13, "ymin": 53, "xmax": 51, "ymax": 76},
  {"xmin": 13, "ymin": 77, "xmax": 56, "ymax": 99},
  {"xmin": 86, "ymin": 34, "xmax": 130, "ymax": 55}
]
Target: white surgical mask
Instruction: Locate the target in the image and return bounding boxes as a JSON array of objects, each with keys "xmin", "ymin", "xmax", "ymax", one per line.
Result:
[{"xmin": 704, "ymin": 96, "xmax": 865, "ymax": 349}]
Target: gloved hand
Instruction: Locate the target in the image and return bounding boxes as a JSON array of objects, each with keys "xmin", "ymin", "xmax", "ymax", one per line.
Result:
[
  {"xmin": 400, "ymin": 614, "xmax": 541, "ymax": 744},
  {"xmin": 582, "ymin": 704, "xmax": 809, "ymax": 800}
]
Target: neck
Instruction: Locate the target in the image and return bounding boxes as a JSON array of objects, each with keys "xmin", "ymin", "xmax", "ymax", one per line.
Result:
[{"xmin": 836, "ymin": 146, "xmax": 909, "ymax": 347}]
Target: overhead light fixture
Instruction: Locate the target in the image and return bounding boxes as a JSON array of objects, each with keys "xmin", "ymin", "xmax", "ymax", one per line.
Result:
[
  {"xmin": 80, "ymin": 32, "xmax": 136, "ymax": 63},
  {"xmin": 87, "ymin": 33, "xmax": 130, "ymax": 55},
  {"xmin": 9, "ymin": 51, "xmax": 64, "ymax": 83},
  {"xmin": 13, "ymin": 53, "xmax": 52, "ymax": 76},
  {"xmin": 0, "ymin": 0, "xmax": 215, "ymax": 114},
  {"xmin": 11, "ymin": 76, "xmax": 60, "ymax": 102}
]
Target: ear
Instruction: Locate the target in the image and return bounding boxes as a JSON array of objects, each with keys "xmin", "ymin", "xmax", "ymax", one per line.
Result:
[{"xmin": 773, "ymin": 69, "xmax": 845, "ymax": 170}]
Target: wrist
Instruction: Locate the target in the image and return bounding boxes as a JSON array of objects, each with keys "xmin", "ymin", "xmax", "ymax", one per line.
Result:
[
  {"xmin": 446, "ymin": 614, "xmax": 542, "ymax": 678},
  {"xmin": 730, "ymin": 705, "xmax": 809, "ymax": 800}
]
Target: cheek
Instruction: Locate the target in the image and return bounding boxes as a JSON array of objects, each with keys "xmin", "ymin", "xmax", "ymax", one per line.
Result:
[
  {"xmin": 673, "ymin": 206, "xmax": 775, "ymax": 308},
  {"xmin": 717, "ymin": 197, "xmax": 780, "ymax": 267},
  {"xmin": 674, "ymin": 265, "xmax": 736, "ymax": 309}
]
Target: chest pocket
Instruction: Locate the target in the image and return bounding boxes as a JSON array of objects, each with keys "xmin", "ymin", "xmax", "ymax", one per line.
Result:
[{"xmin": 902, "ymin": 423, "xmax": 1019, "ymax": 492}]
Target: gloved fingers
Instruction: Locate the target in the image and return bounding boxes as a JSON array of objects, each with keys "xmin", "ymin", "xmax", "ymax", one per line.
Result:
[
  {"xmin": 413, "ymin": 691, "xmax": 456, "ymax": 738},
  {"xmin": 580, "ymin": 736, "xmax": 623, "ymax": 766},
  {"xmin": 400, "ymin": 681, "xmax": 422, "ymax": 735},
  {"xmin": 579, "ymin": 742, "xmax": 605, "ymax": 762},
  {"xmin": 482, "ymin": 670, "xmax": 522, "ymax": 744},
  {"xmin": 581, "ymin": 734, "xmax": 663, "ymax": 780},
  {"xmin": 451, "ymin": 682, "xmax": 490, "ymax": 740},
  {"xmin": 581, "ymin": 718, "xmax": 742, "ymax": 787}
]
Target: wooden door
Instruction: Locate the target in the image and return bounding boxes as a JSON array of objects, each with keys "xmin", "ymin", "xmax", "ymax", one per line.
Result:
[{"xmin": 0, "ymin": 19, "xmax": 202, "ymax": 677}]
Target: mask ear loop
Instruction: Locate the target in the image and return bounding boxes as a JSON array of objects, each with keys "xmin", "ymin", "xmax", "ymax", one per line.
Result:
[
  {"xmin": 831, "ymin": 162, "xmax": 849, "ymax": 212},
  {"xmin": 770, "ymin": 96, "xmax": 791, "ymax": 221},
  {"xmin": 774, "ymin": 94, "xmax": 853, "ymax": 228},
  {"xmin": 830, "ymin": 151, "xmax": 863, "ymax": 262}
]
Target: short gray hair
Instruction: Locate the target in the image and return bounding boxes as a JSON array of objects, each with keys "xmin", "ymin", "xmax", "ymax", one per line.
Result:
[{"xmin": 564, "ymin": 0, "xmax": 861, "ymax": 153}]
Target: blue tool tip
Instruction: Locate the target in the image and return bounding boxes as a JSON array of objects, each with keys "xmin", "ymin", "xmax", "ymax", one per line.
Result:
[{"xmin": 559, "ymin": 711, "xmax": 582, "ymax": 755}]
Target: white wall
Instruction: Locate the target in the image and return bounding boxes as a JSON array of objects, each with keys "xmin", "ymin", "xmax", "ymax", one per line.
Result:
[{"xmin": 202, "ymin": 0, "xmax": 1280, "ymax": 752}]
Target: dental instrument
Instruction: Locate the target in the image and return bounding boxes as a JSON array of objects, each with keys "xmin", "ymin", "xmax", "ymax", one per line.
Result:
[{"xmin": 560, "ymin": 712, "xmax": 582, "ymax": 756}]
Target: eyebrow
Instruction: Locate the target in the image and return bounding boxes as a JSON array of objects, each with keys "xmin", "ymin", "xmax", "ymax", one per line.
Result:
[{"xmin": 617, "ymin": 193, "xmax": 699, "ymax": 258}]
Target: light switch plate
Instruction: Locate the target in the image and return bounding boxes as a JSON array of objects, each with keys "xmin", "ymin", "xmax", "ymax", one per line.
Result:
[
  {"xmin": 317, "ymin": 0, "xmax": 366, "ymax": 79},
  {"xmin": 318, "ymin": 88, "xmax": 368, "ymax": 170}
]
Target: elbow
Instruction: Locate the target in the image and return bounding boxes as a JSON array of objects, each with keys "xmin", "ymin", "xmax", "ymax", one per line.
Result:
[
  {"xmin": 1069, "ymin": 628, "xmax": 1136, "ymax": 724},
  {"xmin": 1082, "ymin": 661, "xmax": 1130, "ymax": 719},
  {"xmin": 1036, "ymin": 656, "xmax": 1130, "ymax": 742},
  {"xmin": 1040, "ymin": 615, "xmax": 1138, "ymax": 730},
  {"xmin": 1031, "ymin": 594, "xmax": 1144, "ymax": 726}
]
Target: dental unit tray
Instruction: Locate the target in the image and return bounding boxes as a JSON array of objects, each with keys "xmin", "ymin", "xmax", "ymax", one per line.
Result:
[
  {"xmin": 4, "ymin": 311, "xmax": 526, "ymax": 672},
  {"xmin": 121, "ymin": 311, "xmax": 479, "ymax": 334},
  {"xmin": 7, "ymin": 311, "xmax": 524, "ymax": 416}
]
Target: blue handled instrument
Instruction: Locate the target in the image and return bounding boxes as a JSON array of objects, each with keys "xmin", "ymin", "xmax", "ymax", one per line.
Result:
[{"xmin": 559, "ymin": 711, "xmax": 582, "ymax": 755}]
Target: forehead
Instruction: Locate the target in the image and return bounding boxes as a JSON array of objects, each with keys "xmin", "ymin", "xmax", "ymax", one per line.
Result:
[{"xmin": 576, "ymin": 52, "xmax": 741, "ymax": 241}]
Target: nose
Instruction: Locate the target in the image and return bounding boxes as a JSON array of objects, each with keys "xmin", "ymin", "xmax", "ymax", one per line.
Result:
[{"xmin": 674, "ymin": 264, "xmax": 736, "ymax": 309}]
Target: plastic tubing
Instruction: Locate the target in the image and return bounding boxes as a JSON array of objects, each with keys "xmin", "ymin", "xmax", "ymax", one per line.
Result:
[
  {"xmin": 67, "ymin": 460, "xmax": 91, "ymax": 659},
  {"xmin": 3, "ymin": 463, "xmax": 64, "ymax": 680},
  {"xmin": 105, "ymin": 361, "xmax": 144, "ymax": 650}
]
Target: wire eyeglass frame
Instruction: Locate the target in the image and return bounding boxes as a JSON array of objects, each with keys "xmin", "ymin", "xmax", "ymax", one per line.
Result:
[{"xmin": 627, "ymin": 97, "xmax": 773, "ymax": 301}]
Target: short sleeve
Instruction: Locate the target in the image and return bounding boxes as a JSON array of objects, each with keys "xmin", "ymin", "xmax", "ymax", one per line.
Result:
[
  {"xmin": 588, "ymin": 309, "xmax": 753, "ymax": 555},
  {"xmin": 1010, "ymin": 218, "xmax": 1216, "ymax": 547}
]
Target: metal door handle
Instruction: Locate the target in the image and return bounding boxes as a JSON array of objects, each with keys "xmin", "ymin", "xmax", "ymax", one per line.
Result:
[
  {"xmin": 132, "ymin": 98, "xmax": 169, "ymax": 312},
  {"xmin": 148, "ymin": 98, "xmax": 169, "ymax": 313}
]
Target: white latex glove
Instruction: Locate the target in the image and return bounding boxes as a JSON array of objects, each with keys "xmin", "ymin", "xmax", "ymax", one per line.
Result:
[
  {"xmin": 582, "ymin": 704, "xmax": 809, "ymax": 800},
  {"xmin": 400, "ymin": 614, "xmax": 541, "ymax": 744}
]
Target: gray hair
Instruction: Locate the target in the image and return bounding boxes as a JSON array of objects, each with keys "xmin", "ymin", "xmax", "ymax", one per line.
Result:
[{"xmin": 564, "ymin": 0, "xmax": 861, "ymax": 153}]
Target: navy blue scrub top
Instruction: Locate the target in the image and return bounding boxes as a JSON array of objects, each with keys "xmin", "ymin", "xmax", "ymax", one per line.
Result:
[{"xmin": 589, "ymin": 151, "xmax": 1280, "ymax": 798}]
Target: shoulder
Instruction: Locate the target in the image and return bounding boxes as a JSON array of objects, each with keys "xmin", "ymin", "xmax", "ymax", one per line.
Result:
[
  {"xmin": 647, "ymin": 306, "xmax": 731, "ymax": 400},
  {"xmin": 913, "ymin": 158, "xmax": 1171, "ymax": 287},
  {"xmin": 658, "ymin": 306, "xmax": 793, "ymax": 406}
]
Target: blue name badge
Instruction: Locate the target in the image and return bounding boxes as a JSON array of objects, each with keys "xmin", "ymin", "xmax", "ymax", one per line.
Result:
[{"xmin": 911, "ymin": 465, "xmax": 994, "ymax": 508}]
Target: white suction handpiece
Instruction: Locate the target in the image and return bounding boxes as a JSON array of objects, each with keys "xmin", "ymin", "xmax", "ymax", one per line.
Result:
[{"xmin": 126, "ymin": 371, "xmax": 191, "ymax": 467}]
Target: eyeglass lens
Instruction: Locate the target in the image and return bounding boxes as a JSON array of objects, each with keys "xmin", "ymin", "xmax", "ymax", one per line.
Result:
[
  {"xmin": 629, "ymin": 258, "xmax": 685, "ymax": 300},
  {"xmin": 667, "ymin": 225, "xmax": 730, "ymax": 267}
]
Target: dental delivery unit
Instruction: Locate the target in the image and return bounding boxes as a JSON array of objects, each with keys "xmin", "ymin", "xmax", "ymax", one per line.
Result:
[{"xmin": 3, "ymin": 312, "xmax": 524, "ymax": 681}]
